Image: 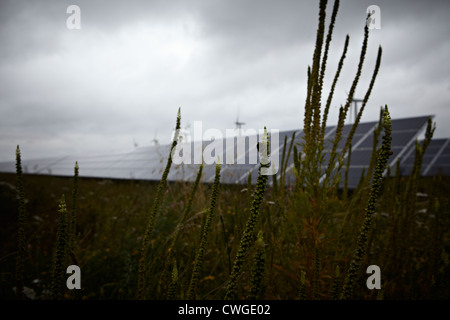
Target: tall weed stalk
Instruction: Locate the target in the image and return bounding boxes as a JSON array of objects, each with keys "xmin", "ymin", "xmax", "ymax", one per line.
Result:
[
  {"xmin": 14, "ymin": 145, "xmax": 26, "ymax": 299},
  {"xmin": 50, "ymin": 195, "xmax": 69, "ymax": 300},
  {"xmin": 137, "ymin": 108, "xmax": 181, "ymax": 299},
  {"xmin": 224, "ymin": 128, "xmax": 270, "ymax": 300},
  {"xmin": 187, "ymin": 163, "xmax": 221, "ymax": 299},
  {"xmin": 340, "ymin": 106, "xmax": 392, "ymax": 299}
]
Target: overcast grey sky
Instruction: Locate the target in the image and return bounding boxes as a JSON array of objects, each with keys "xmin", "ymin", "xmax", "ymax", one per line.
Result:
[{"xmin": 0, "ymin": 0, "xmax": 449, "ymax": 162}]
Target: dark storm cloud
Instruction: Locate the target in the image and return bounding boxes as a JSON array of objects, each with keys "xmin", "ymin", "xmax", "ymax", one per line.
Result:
[{"xmin": 0, "ymin": 0, "xmax": 449, "ymax": 162}]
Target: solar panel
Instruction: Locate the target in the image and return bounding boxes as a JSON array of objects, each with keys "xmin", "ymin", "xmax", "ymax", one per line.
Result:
[
  {"xmin": 279, "ymin": 115, "xmax": 433, "ymax": 188},
  {"xmin": 421, "ymin": 138, "xmax": 450, "ymax": 176},
  {"xmin": 0, "ymin": 115, "xmax": 447, "ymax": 189}
]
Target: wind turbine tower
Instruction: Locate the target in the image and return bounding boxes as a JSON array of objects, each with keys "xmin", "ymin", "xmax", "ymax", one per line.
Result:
[
  {"xmin": 351, "ymin": 98, "xmax": 363, "ymax": 124},
  {"xmin": 235, "ymin": 112, "xmax": 246, "ymax": 136}
]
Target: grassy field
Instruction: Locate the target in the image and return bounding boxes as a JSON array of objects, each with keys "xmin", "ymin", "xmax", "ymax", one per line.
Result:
[{"xmin": 1, "ymin": 167, "xmax": 449, "ymax": 300}]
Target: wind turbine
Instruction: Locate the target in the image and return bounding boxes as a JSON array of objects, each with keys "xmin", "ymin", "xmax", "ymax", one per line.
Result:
[
  {"xmin": 235, "ymin": 110, "xmax": 245, "ymax": 136},
  {"xmin": 345, "ymin": 91, "xmax": 363, "ymax": 124},
  {"xmin": 351, "ymin": 98, "xmax": 363, "ymax": 124},
  {"xmin": 152, "ymin": 130, "xmax": 159, "ymax": 146}
]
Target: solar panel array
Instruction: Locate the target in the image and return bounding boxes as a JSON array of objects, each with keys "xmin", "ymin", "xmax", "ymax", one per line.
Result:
[
  {"xmin": 400, "ymin": 138, "xmax": 450, "ymax": 177},
  {"xmin": 327, "ymin": 115, "xmax": 433, "ymax": 189},
  {"xmin": 0, "ymin": 115, "xmax": 447, "ymax": 189}
]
